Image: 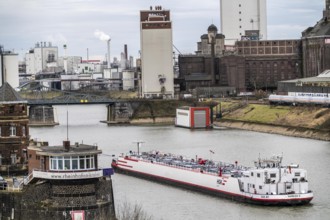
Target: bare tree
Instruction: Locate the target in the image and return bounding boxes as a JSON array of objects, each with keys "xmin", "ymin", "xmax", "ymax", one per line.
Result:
[{"xmin": 117, "ymin": 200, "xmax": 153, "ymax": 220}]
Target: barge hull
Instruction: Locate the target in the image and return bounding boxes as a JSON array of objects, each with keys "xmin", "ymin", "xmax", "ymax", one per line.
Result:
[{"xmin": 112, "ymin": 164, "xmax": 313, "ymax": 206}]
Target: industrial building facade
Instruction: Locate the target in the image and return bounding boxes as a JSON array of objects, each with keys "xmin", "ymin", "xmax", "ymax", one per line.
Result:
[
  {"xmin": 178, "ymin": 38, "xmax": 302, "ymax": 94},
  {"xmin": 302, "ymin": 0, "xmax": 330, "ymax": 78},
  {"xmin": 25, "ymin": 42, "xmax": 59, "ymax": 75},
  {"xmin": 140, "ymin": 6, "xmax": 174, "ymax": 98},
  {"xmin": 179, "ymin": 0, "xmax": 330, "ymax": 95},
  {"xmin": 220, "ymin": 0, "xmax": 267, "ymax": 45}
]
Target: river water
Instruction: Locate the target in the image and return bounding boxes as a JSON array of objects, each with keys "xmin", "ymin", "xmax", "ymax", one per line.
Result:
[{"xmin": 30, "ymin": 105, "xmax": 330, "ymax": 220}]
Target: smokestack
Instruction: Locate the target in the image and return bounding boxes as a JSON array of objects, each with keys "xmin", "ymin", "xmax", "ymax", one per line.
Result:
[
  {"xmin": 87, "ymin": 48, "xmax": 89, "ymax": 62},
  {"xmin": 93, "ymin": 30, "xmax": 111, "ymax": 68},
  {"xmin": 107, "ymin": 39, "xmax": 111, "ymax": 68},
  {"xmin": 63, "ymin": 140, "xmax": 70, "ymax": 152},
  {"xmin": 63, "ymin": 44, "xmax": 68, "ymax": 74},
  {"xmin": 124, "ymin": 44, "xmax": 128, "ymax": 60}
]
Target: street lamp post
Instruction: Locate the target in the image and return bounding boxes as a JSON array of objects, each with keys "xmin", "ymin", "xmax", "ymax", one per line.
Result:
[{"xmin": 208, "ymin": 24, "xmax": 218, "ymax": 86}]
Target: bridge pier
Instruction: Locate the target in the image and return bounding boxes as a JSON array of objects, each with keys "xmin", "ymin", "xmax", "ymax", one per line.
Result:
[
  {"xmin": 107, "ymin": 104, "xmax": 116, "ymax": 122},
  {"xmin": 101, "ymin": 103, "xmax": 132, "ymax": 125},
  {"xmin": 29, "ymin": 105, "xmax": 59, "ymax": 127}
]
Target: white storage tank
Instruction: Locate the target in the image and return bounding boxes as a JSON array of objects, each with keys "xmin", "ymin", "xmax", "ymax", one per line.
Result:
[
  {"xmin": 175, "ymin": 106, "xmax": 211, "ymax": 128},
  {"xmin": 122, "ymin": 70, "xmax": 135, "ymax": 91},
  {"xmin": 1, "ymin": 52, "xmax": 19, "ymax": 88}
]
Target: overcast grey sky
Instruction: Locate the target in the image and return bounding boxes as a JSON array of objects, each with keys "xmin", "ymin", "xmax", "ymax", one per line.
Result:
[{"xmin": 0, "ymin": 0, "xmax": 325, "ymax": 61}]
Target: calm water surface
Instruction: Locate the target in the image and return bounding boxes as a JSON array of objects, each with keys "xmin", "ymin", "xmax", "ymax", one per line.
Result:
[{"xmin": 30, "ymin": 105, "xmax": 330, "ymax": 220}]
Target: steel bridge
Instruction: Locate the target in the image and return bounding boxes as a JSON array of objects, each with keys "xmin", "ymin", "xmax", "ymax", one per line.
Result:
[{"xmin": 20, "ymin": 85, "xmax": 118, "ymax": 106}]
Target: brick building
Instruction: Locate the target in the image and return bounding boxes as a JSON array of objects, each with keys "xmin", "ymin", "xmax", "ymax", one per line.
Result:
[
  {"xmin": 236, "ymin": 40, "xmax": 303, "ymax": 91},
  {"xmin": 0, "ymin": 82, "xmax": 29, "ymax": 175},
  {"xmin": 179, "ymin": 38, "xmax": 302, "ymax": 94},
  {"xmin": 178, "ymin": 1, "xmax": 330, "ymax": 95},
  {"xmin": 302, "ymin": 0, "xmax": 330, "ymax": 77},
  {"xmin": 0, "ymin": 140, "xmax": 116, "ymax": 220}
]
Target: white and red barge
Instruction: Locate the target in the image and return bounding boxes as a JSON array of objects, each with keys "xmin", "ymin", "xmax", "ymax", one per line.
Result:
[{"xmin": 112, "ymin": 152, "xmax": 313, "ymax": 206}]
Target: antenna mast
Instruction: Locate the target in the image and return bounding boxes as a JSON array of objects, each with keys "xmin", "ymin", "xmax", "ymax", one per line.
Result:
[{"xmin": 66, "ymin": 104, "xmax": 69, "ymax": 141}]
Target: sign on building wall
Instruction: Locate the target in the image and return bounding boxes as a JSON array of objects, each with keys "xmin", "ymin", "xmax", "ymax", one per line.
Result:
[{"xmin": 71, "ymin": 210, "xmax": 85, "ymax": 220}]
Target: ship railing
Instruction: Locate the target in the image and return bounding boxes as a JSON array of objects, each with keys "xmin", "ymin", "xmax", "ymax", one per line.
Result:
[
  {"xmin": 131, "ymin": 154, "xmax": 249, "ymax": 176},
  {"xmin": 136, "ymin": 157, "xmax": 236, "ymax": 176}
]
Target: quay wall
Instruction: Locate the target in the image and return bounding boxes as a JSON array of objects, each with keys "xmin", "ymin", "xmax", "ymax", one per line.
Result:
[
  {"xmin": 0, "ymin": 178, "xmax": 116, "ymax": 220},
  {"xmin": 130, "ymin": 101, "xmax": 330, "ymax": 141},
  {"xmin": 215, "ymin": 120, "xmax": 330, "ymax": 141}
]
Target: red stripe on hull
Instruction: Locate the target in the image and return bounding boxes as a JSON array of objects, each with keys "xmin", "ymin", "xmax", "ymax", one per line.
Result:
[
  {"xmin": 124, "ymin": 157, "xmax": 139, "ymax": 162},
  {"xmin": 117, "ymin": 164, "xmax": 133, "ymax": 168}
]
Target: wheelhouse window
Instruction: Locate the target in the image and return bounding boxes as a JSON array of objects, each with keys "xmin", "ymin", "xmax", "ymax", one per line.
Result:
[
  {"xmin": 270, "ymin": 173, "xmax": 276, "ymax": 178},
  {"xmin": 72, "ymin": 156, "xmax": 78, "ymax": 170},
  {"xmin": 50, "ymin": 155, "xmax": 96, "ymax": 171}
]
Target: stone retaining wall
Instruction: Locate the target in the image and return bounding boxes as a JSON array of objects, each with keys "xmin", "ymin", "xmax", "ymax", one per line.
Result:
[{"xmin": 0, "ymin": 178, "xmax": 116, "ymax": 220}]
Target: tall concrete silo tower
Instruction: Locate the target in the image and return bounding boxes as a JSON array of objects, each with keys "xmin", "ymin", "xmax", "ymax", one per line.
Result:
[
  {"xmin": 220, "ymin": 0, "xmax": 267, "ymax": 45},
  {"xmin": 140, "ymin": 6, "xmax": 174, "ymax": 98}
]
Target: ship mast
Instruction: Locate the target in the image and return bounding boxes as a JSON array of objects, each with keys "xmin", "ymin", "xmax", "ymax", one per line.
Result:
[
  {"xmin": 276, "ymin": 154, "xmax": 283, "ymax": 194},
  {"xmin": 133, "ymin": 141, "xmax": 145, "ymax": 155}
]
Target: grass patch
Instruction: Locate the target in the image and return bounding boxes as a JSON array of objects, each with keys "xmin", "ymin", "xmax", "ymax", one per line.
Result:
[{"xmin": 224, "ymin": 104, "xmax": 291, "ymax": 124}]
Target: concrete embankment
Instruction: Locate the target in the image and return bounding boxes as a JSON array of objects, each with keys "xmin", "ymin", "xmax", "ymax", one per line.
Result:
[
  {"xmin": 130, "ymin": 117, "xmax": 175, "ymax": 125},
  {"xmin": 129, "ymin": 116, "xmax": 330, "ymax": 141},
  {"xmin": 215, "ymin": 120, "xmax": 330, "ymax": 141},
  {"xmin": 216, "ymin": 103, "xmax": 330, "ymax": 141},
  {"xmin": 129, "ymin": 101, "xmax": 330, "ymax": 141}
]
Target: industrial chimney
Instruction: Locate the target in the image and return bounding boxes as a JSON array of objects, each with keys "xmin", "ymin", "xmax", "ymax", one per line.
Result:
[
  {"xmin": 107, "ymin": 39, "xmax": 111, "ymax": 68},
  {"xmin": 124, "ymin": 44, "xmax": 128, "ymax": 60},
  {"xmin": 63, "ymin": 140, "xmax": 70, "ymax": 152},
  {"xmin": 63, "ymin": 44, "xmax": 68, "ymax": 74}
]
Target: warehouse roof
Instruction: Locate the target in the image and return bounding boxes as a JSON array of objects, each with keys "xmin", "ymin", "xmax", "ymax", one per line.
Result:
[{"xmin": 280, "ymin": 70, "xmax": 330, "ymax": 83}]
